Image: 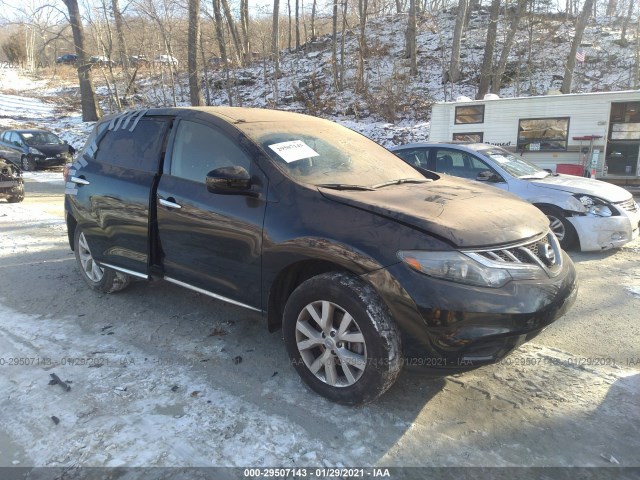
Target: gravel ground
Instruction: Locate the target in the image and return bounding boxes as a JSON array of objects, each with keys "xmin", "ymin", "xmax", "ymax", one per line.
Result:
[{"xmin": 0, "ymin": 174, "xmax": 639, "ymax": 475}]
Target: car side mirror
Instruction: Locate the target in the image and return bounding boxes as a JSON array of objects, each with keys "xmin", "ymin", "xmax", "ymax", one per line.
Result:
[
  {"xmin": 206, "ymin": 166, "xmax": 255, "ymax": 195},
  {"xmin": 476, "ymin": 170, "xmax": 503, "ymax": 183}
]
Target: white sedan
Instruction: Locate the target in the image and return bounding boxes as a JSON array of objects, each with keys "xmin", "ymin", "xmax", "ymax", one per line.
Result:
[{"xmin": 390, "ymin": 143, "xmax": 640, "ymax": 251}]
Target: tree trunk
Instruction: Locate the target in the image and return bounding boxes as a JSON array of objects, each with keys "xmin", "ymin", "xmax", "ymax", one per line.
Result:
[
  {"xmin": 356, "ymin": 0, "xmax": 368, "ymax": 92},
  {"xmin": 212, "ymin": 0, "xmax": 233, "ymax": 105},
  {"xmin": 448, "ymin": 0, "xmax": 467, "ymax": 83},
  {"xmin": 112, "ymin": 0, "xmax": 136, "ymax": 97},
  {"xmin": 240, "ymin": 0, "xmax": 250, "ymax": 56},
  {"xmin": 221, "ymin": 0, "xmax": 244, "ymax": 64},
  {"xmin": 621, "ymin": 0, "xmax": 635, "ymax": 44},
  {"xmin": 295, "ymin": 0, "xmax": 301, "ymax": 50},
  {"xmin": 492, "ymin": 0, "xmax": 526, "ymax": 93},
  {"xmin": 463, "ymin": 0, "xmax": 478, "ymax": 29},
  {"xmin": 331, "ymin": 0, "xmax": 338, "ymax": 88},
  {"xmin": 310, "ymin": 0, "xmax": 317, "ymax": 41},
  {"xmin": 605, "ymin": 0, "xmax": 617, "ymax": 16},
  {"xmin": 476, "ymin": 0, "xmax": 500, "ymax": 99},
  {"xmin": 62, "ymin": 0, "xmax": 101, "ymax": 121},
  {"xmin": 340, "ymin": 0, "xmax": 348, "ymax": 91},
  {"xmin": 287, "ymin": 0, "xmax": 292, "ymax": 51},
  {"xmin": 561, "ymin": 0, "xmax": 594, "ymax": 94},
  {"xmin": 406, "ymin": 0, "xmax": 417, "ymax": 76},
  {"xmin": 272, "ymin": 0, "xmax": 280, "ymax": 104},
  {"xmin": 188, "ymin": 0, "xmax": 204, "ymax": 106}
]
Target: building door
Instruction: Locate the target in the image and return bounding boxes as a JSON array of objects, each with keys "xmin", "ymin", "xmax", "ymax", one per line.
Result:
[{"xmin": 606, "ymin": 102, "xmax": 640, "ymax": 177}]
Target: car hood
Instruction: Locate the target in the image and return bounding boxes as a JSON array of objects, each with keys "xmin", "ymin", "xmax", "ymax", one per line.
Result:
[
  {"xmin": 31, "ymin": 144, "xmax": 70, "ymax": 156},
  {"xmin": 528, "ymin": 174, "xmax": 631, "ymax": 202},
  {"xmin": 319, "ymin": 177, "xmax": 549, "ymax": 248}
]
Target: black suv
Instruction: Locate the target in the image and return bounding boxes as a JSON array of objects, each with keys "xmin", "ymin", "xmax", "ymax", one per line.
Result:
[
  {"xmin": 56, "ymin": 54, "xmax": 78, "ymax": 65},
  {"xmin": 64, "ymin": 107, "xmax": 577, "ymax": 404}
]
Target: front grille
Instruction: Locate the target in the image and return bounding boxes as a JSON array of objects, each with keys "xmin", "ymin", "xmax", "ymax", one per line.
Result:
[
  {"xmin": 615, "ymin": 198, "xmax": 638, "ymax": 213},
  {"xmin": 466, "ymin": 231, "xmax": 562, "ymax": 276},
  {"xmin": 475, "ymin": 234, "xmax": 551, "ymax": 266}
]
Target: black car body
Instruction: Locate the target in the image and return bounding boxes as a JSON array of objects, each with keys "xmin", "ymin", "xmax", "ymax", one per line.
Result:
[
  {"xmin": 56, "ymin": 54, "xmax": 78, "ymax": 65},
  {"xmin": 0, "ymin": 157, "xmax": 24, "ymax": 203},
  {"xmin": 0, "ymin": 129, "xmax": 75, "ymax": 171},
  {"xmin": 64, "ymin": 107, "xmax": 577, "ymax": 404}
]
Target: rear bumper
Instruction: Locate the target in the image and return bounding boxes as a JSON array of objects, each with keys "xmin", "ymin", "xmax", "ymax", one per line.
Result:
[{"xmin": 362, "ymin": 251, "xmax": 578, "ymax": 370}]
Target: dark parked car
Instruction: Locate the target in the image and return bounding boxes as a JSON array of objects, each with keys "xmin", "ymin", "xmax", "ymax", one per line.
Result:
[
  {"xmin": 0, "ymin": 129, "xmax": 75, "ymax": 171},
  {"xmin": 64, "ymin": 107, "xmax": 577, "ymax": 404},
  {"xmin": 56, "ymin": 54, "xmax": 78, "ymax": 65},
  {"xmin": 89, "ymin": 55, "xmax": 116, "ymax": 67},
  {"xmin": 0, "ymin": 157, "xmax": 24, "ymax": 203}
]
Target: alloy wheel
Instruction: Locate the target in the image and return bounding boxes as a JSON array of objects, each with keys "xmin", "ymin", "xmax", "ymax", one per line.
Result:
[
  {"xmin": 77, "ymin": 232, "xmax": 104, "ymax": 282},
  {"xmin": 295, "ymin": 300, "xmax": 367, "ymax": 387}
]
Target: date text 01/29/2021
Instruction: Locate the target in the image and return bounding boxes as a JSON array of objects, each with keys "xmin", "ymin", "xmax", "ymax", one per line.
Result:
[{"xmin": 243, "ymin": 468, "xmax": 391, "ymax": 478}]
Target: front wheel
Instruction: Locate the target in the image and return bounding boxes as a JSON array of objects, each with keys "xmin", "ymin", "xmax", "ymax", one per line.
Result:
[
  {"xmin": 538, "ymin": 205, "xmax": 578, "ymax": 250},
  {"xmin": 21, "ymin": 156, "xmax": 35, "ymax": 171},
  {"xmin": 283, "ymin": 272, "xmax": 402, "ymax": 405},
  {"xmin": 74, "ymin": 228, "xmax": 131, "ymax": 293}
]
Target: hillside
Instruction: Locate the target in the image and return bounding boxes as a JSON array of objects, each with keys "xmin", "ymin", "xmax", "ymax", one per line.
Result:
[{"xmin": 0, "ymin": 8, "xmax": 638, "ymax": 147}]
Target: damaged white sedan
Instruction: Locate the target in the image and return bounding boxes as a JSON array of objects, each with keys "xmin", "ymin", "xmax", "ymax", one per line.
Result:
[{"xmin": 391, "ymin": 143, "xmax": 640, "ymax": 251}]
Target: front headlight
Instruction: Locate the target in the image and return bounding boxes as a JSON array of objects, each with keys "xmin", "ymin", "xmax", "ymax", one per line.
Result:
[
  {"xmin": 576, "ymin": 195, "xmax": 612, "ymax": 217},
  {"xmin": 398, "ymin": 251, "xmax": 513, "ymax": 288},
  {"xmin": 28, "ymin": 147, "xmax": 44, "ymax": 155}
]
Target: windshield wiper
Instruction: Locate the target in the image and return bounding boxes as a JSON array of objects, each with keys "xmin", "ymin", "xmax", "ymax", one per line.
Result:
[
  {"xmin": 372, "ymin": 178, "xmax": 429, "ymax": 189},
  {"xmin": 317, "ymin": 183, "xmax": 375, "ymax": 191}
]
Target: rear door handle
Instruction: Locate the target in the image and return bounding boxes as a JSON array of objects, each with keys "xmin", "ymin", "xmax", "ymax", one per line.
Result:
[
  {"xmin": 70, "ymin": 176, "xmax": 90, "ymax": 186},
  {"xmin": 159, "ymin": 198, "xmax": 182, "ymax": 209}
]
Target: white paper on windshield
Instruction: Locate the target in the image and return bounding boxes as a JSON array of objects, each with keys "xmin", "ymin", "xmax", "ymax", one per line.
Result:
[
  {"xmin": 268, "ymin": 140, "xmax": 319, "ymax": 163},
  {"xmin": 492, "ymin": 154, "xmax": 509, "ymax": 164}
]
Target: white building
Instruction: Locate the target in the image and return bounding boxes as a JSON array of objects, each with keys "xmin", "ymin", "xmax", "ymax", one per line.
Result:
[{"xmin": 429, "ymin": 90, "xmax": 640, "ymax": 185}]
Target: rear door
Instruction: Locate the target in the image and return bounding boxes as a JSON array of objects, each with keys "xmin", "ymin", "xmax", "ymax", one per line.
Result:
[
  {"xmin": 71, "ymin": 116, "xmax": 172, "ymax": 276},
  {"xmin": 156, "ymin": 117, "xmax": 267, "ymax": 310}
]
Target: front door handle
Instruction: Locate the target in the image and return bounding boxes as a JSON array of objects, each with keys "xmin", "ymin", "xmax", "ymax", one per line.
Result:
[
  {"xmin": 70, "ymin": 176, "xmax": 90, "ymax": 186},
  {"xmin": 159, "ymin": 197, "xmax": 182, "ymax": 209}
]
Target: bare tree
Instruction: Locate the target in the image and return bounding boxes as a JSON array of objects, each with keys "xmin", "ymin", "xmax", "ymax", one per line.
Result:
[
  {"xmin": 272, "ymin": 0, "xmax": 280, "ymax": 103},
  {"xmin": 221, "ymin": 0, "xmax": 244, "ymax": 64},
  {"xmin": 476, "ymin": 0, "xmax": 500, "ymax": 99},
  {"xmin": 331, "ymin": 0, "xmax": 338, "ymax": 88},
  {"xmin": 620, "ymin": 0, "xmax": 635, "ymax": 46},
  {"xmin": 405, "ymin": 0, "xmax": 417, "ymax": 76},
  {"xmin": 62, "ymin": 0, "xmax": 101, "ymax": 121},
  {"xmin": 356, "ymin": 0, "xmax": 369, "ymax": 92},
  {"xmin": 492, "ymin": 0, "xmax": 527, "ymax": 93},
  {"xmin": 310, "ymin": 0, "xmax": 317, "ymax": 41},
  {"xmin": 561, "ymin": 0, "xmax": 594, "ymax": 93},
  {"xmin": 188, "ymin": 0, "xmax": 204, "ymax": 105},
  {"xmin": 295, "ymin": 0, "xmax": 301, "ymax": 50},
  {"xmin": 448, "ymin": 0, "xmax": 466, "ymax": 83},
  {"xmin": 240, "ymin": 0, "xmax": 250, "ymax": 56}
]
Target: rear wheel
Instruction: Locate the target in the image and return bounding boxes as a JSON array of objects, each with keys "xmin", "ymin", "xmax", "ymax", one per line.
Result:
[
  {"xmin": 283, "ymin": 272, "xmax": 402, "ymax": 405},
  {"xmin": 538, "ymin": 205, "xmax": 578, "ymax": 250},
  {"xmin": 74, "ymin": 228, "xmax": 131, "ymax": 293}
]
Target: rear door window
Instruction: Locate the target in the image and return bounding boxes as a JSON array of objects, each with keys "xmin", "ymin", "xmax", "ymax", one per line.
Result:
[{"xmin": 94, "ymin": 118, "xmax": 169, "ymax": 173}]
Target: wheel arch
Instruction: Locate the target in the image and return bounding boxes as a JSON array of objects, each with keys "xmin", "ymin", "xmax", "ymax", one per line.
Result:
[{"xmin": 267, "ymin": 259, "xmax": 352, "ymax": 333}]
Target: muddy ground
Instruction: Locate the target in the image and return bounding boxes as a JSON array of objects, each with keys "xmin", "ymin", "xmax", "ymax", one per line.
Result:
[{"xmin": 0, "ymin": 174, "xmax": 639, "ymax": 475}]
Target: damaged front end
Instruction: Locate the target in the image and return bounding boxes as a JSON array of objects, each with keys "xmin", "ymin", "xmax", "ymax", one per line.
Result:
[
  {"xmin": 563, "ymin": 194, "xmax": 640, "ymax": 251},
  {"xmin": 0, "ymin": 157, "xmax": 25, "ymax": 203}
]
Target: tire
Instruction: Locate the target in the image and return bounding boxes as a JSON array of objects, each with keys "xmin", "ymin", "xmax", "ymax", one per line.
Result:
[
  {"xmin": 74, "ymin": 228, "xmax": 131, "ymax": 293},
  {"xmin": 21, "ymin": 156, "xmax": 35, "ymax": 172},
  {"xmin": 283, "ymin": 272, "xmax": 402, "ymax": 405},
  {"xmin": 6, "ymin": 194, "xmax": 24, "ymax": 203},
  {"xmin": 538, "ymin": 205, "xmax": 578, "ymax": 250}
]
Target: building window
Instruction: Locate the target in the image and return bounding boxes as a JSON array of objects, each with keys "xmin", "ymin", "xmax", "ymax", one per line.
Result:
[
  {"xmin": 453, "ymin": 132, "xmax": 484, "ymax": 143},
  {"xmin": 517, "ymin": 117, "xmax": 570, "ymax": 151},
  {"xmin": 455, "ymin": 105, "xmax": 485, "ymax": 124}
]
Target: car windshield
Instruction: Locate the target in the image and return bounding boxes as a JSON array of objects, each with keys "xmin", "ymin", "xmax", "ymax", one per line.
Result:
[
  {"xmin": 238, "ymin": 119, "xmax": 425, "ymax": 188},
  {"xmin": 478, "ymin": 146, "xmax": 549, "ymax": 179},
  {"xmin": 21, "ymin": 132, "xmax": 63, "ymax": 146}
]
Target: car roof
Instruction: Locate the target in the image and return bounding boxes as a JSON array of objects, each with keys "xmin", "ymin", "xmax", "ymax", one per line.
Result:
[
  {"xmin": 3, "ymin": 129, "xmax": 55, "ymax": 134},
  {"xmin": 99, "ymin": 107, "xmax": 330, "ymax": 126},
  {"xmin": 389, "ymin": 142, "xmax": 491, "ymax": 153}
]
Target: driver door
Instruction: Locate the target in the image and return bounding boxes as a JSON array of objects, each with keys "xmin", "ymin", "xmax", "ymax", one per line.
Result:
[{"xmin": 156, "ymin": 118, "xmax": 268, "ymax": 310}]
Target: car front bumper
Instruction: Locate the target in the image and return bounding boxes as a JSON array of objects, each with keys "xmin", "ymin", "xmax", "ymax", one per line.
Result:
[
  {"xmin": 31, "ymin": 154, "xmax": 68, "ymax": 168},
  {"xmin": 362, "ymin": 251, "xmax": 578, "ymax": 371},
  {"xmin": 568, "ymin": 207, "xmax": 640, "ymax": 251}
]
